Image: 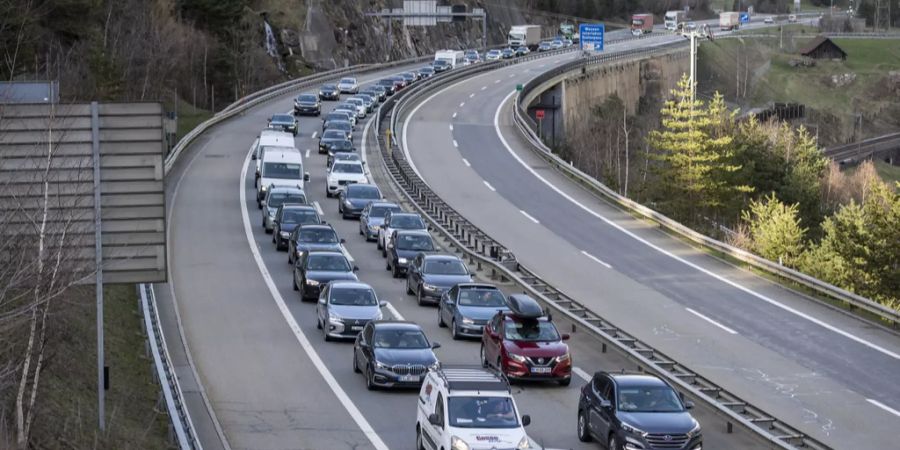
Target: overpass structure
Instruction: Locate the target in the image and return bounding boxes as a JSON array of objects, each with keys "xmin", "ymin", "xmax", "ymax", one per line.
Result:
[{"xmin": 152, "ymin": 15, "xmax": 900, "ymax": 450}]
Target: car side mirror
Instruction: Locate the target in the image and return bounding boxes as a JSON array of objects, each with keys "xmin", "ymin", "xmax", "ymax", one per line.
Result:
[
  {"xmin": 684, "ymin": 400, "xmax": 695, "ymax": 410},
  {"xmin": 561, "ymin": 333, "xmax": 571, "ymax": 341},
  {"xmin": 521, "ymin": 415, "xmax": 531, "ymax": 427},
  {"xmin": 428, "ymin": 413, "xmax": 441, "ymax": 427},
  {"xmin": 599, "ymin": 399, "xmax": 612, "ymax": 409},
  {"xmin": 260, "ymin": 200, "xmax": 266, "ymax": 207},
  {"xmin": 353, "ymin": 266, "xmax": 359, "ymax": 272},
  {"xmin": 320, "ymin": 220, "xmax": 327, "ymax": 225},
  {"xmin": 251, "ymin": 153, "xmax": 257, "ymax": 160},
  {"xmin": 318, "ymin": 298, "xmax": 326, "ymax": 305},
  {"xmin": 431, "ymin": 342, "xmax": 441, "ymax": 349},
  {"xmin": 304, "ymin": 172, "xmax": 310, "ymax": 182},
  {"xmin": 340, "ymin": 238, "xmax": 346, "ymax": 243},
  {"xmin": 379, "ymin": 301, "xmax": 387, "ymax": 308}
]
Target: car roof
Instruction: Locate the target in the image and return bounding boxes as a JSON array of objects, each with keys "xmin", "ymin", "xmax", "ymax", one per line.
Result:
[
  {"xmin": 422, "ymin": 254, "xmax": 461, "ymax": 262},
  {"xmin": 369, "ymin": 201, "xmax": 400, "ymax": 208},
  {"xmin": 371, "ymin": 321, "xmax": 423, "ymax": 331},
  {"xmin": 394, "ymin": 229, "xmax": 431, "ymax": 237},
  {"xmin": 347, "ymin": 183, "xmax": 378, "ymax": 190},
  {"xmin": 334, "ymin": 160, "xmax": 363, "ymax": 166},
  {"xmin": 300, "ymin": 224, "xmax": 334, "ymax": 231},
  {"xmin": 261, "ymin": 151, "xmax": 303, "ymax": 163},
  {"xmin": 606, "ymin": 373, "xmax": 669, "ymax": 388},
  {"xmin": 330, "ymin": 280, "xmax": 373, "ymax": 290},
  {"xmin": 280, "ymin": 204, "xmax": 315, "ymax": 211},
  {"xmin": 271, "ymin": 114, "xmax": 293, "ymax": 120},
  {"xmin": 268, "ymin": 186, "xmax": 305, "ymax": 194},
  {"xmin": 389, "ymin": 212, "xmax": 420, "ymax": 218},
  {"xmin": 456, "ymin": 283, "xmax": 500, "ymax": 291},
  {"xmin": 306, "ymin": 250, "xmax": 345, "ymax": 258},
  {"xmin": 297, "ymin": 93, "xmax": 317, "ymax": 98}
]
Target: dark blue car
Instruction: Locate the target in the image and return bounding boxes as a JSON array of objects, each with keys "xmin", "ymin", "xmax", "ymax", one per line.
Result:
[
  {"xmin": 274, "ymin": 205, "xmax": 321, "ymax": 252},
  {"xmin": 405, "ymin": 254, "xmax": 473, "ymax": 306},
  {"xmin": 339, "ymin": 184, "xmax": 382, "ymax": 219},
  {"xmin": 288, "ymin": 224, "xmax": 344, "ymax": 265},
  {"xmin": 438, "ymin": 283, "xmax": 509, "ymax": 340},
  {"xmin": 386, "ymin": 229, "xmax": 436, "ymax": 278}
]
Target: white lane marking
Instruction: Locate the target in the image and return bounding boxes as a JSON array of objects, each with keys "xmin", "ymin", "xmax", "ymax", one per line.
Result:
[
  {"xmin": 453, "ymin": 140, "xmax": 458, "ymax": 148},
  {"xmin": 481, "ymin": 86, "xmax": 487, "ymax": 91},
  {"xmin": 341, "ymin": 244, "xmax": 355, "ymax": 264},
  {"xmin": 867, "ymin": 399, "xmax": 900, "ymax": 418},
  {"xmin": 459, "ymin": 102, "xmax": 465, "ymax": 107},
  {"xmin": 385, "ymin": 302, "xmax": 405, "ymax": 321},
  {"xmin": 494, "ymin": 79, "xmax": 501, "ymax": 84},
  {"xmin": 311, "ymin": 131, "xmax": 318, "ymax": 139},
  {"xmin": 573, "ymin": 366, "xmax": 592, "ymax": 382},
  {"xmin": 508, "ymin": 74, "xmax": 515, "ymax": 78},
  {"xmin": 685, "ymin": 308, "xmax": 738, "ymax": 335},
  {"xmin": 519, "ymin": 210, "xmax": 540, "ymax": 224},
  {"xmin": 462, "ymin": 158, "xmax": 471, "ymax": 167},
  {"xmin": 492, "ymin": 90, "xmax": 900, "ymax": 361},
  {"xmin": 313, "ymin": 200, "xmax": 324, "ymax": 216},
  {"xmin": 452, "ymin": 112, "xmax": 457, "ymax": 119},
  {"xmin": 469, "ymin": 93, "xmax": 475, "ymax": 98},
  {"xmin": 305, "ymin": 149, "xmax": 310, "ymax": 158},
  {"xmin": 581, "ymin": 251, "xmax": 612, "ymax": 269},
  {"xmin": 239, "ymin": 149, "xmax": 389, "ymax": 450},
  {"xmin": 449, "ymin": 124, "xmax": 454, "ymax": 131},
  {"xmin": 483, "ymin": 181, "xmax": 496, "ymax": 192},
  {"xmin": 360, "ymin": 114, "xmax": 374, "ymax": 178}
]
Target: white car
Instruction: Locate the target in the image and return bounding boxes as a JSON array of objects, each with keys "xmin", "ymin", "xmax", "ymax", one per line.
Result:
[
  {"xmin": 345, "ymin": 97, "xmax": 367, "ymax": 119},
  {"xmin": 377, "ymin": 211, "xmax": 427, "ymax": 256},
  {"xmin": 416, "ymin": 366, "xmax": 533, "ymax": 450},
  {"xmin": 485, "ymin": 49, "xmax": 502, "ymax": 61},
  {"xmin": 337, "ymin": 77, "xmax": 359, "ymax": 94},
  {"xmin": 764, "ymin": 16, "xmax": 774, "ymax": 24},
  {"xmin": 325, "ymin": 160, "xmax": 368, "ymax": 198},
  {"xmin": 333, "ymin": 105, "xmax": 358, "ymax": 127}
]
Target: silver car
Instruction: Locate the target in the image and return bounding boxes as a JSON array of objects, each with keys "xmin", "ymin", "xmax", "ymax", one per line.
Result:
[
  {"xmin": 337, "ymin": 77, "xmax": 359, "ymax": 94},
  {"xmin": 345, "ymin": 97, "xmax": 367, "ymax": 118},
  {"xmin": 316, "ymin": 281, "xmax": 385, "ymax": 341},
  {"xmin": 359, "ymin": 201, "xmax": 403, "ymax": 241},
  {"xmin": 262, "ymin": 186, "xmax": 307, "ymax": 233}
]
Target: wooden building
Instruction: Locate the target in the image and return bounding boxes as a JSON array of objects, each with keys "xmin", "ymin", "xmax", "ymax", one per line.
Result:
[{"xmin": 800, "ymin": 36, "xmax": 848, "ymax": 60}]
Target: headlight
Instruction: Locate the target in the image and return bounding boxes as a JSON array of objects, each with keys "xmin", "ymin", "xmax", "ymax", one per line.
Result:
[
  {"xmin": 373, "ymin": 360, "xmax": 389, "ymax": 370},
  {"xmin": 280, "ymin": 231, "xmax": 290, "ymax": 238},
  {"xmin": 260, "ymin": 185, "xmax": 268, "ymax": 192},
  {"xmin": 397, "ymin": 257, "xmax": 408, "ymax": 264},
  {"xmin": 306, "ymin": 279, "xmax": 320, "ymax": 286},
  {"xmin": 461, "ymin": 317, "xmax": 475, "ymax": 325},
  {"xmin": 508, "ymin": 353, "xmax": 527, "ymax": 363},
  {"xmin": 423, "ymin": 283, "xmax": 438, "ymax": 291},
  {"xmin": 450, "ymin": 436, "xmax": 470, "ymax": 450},
  {"xmin": 344, "ymin": 200, "xmax": 353, "ymax": 207},
  {"xmin": 555, "ymin": 353, "xmax": 571, "ymax": 363},
  {"xmin": 687, "ymin": 419, "xmax": 701, "ymax": 438},
  {"xmin": 428, "ymin": 361, "xmax": 441, "ymax": 371},
  {"xmin": 517, "ymin": 435, "xmax": 531, "ymax": 450},
  {"xmin": 328, "ymin": 312, "xmax": 342, "ymax": 322},
  {"xmin": 621, "ymin": 421, "xmax": 647, "ymax": 436}
]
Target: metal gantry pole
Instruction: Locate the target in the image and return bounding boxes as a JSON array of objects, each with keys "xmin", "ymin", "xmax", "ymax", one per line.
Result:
[
  {"xmin": 690, "ymin": 32, "xmax": 697, "ymax": 102},
  {"xmin": 90, "ymin": 101, "xmax": 105, "ymax": 431}
]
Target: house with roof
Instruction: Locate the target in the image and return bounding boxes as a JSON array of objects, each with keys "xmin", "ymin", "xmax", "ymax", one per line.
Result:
[{"xmin": 800, "ymin": 36, "xmax": 847, "ymax": 60}]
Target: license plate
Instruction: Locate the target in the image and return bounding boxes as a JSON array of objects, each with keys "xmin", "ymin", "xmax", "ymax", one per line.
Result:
[
  {"xmin": 351, "ymin": 326, "xmax": 364, "ymax": 331},
  {"xmin": 399, "ymin": 375, "xmax": 420, "ymax": 382},
  {"xmin": 530, "ymin": 367, "xmax": 551, "ymax": 374}
]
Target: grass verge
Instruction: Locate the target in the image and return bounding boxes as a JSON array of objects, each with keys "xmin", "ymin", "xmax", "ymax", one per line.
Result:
[
  {"xmin": 29, "ymin": 284, "xmax": 169, "ymax": 449},
  {"xmin": 874, "ymin": 160, "xmax": 900, "ymax": 185}
]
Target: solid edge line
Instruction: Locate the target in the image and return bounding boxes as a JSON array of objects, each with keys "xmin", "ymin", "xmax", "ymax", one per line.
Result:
[
  {"xmin": 572, "ymin": 366, "xmax": 591, "ymax": 382},
  {"xmin": 867, "ymin": 399, "xmax": 900, "ymax": 418},
  {"xmin": 385, "ymin": 302, "xmax": 405, "ymax": 321},
  {"xmin": 461, "ymin": 158, "xmax": 471, "ymax": 167},
  {"xmin": 580, "ymin": 250, "xmax": 612, "ymax": 269},
  {"xmin": 453, "ymin": 140, "xmax": 459, "ymax": 148},
  {"xmin": 685, "ymin": 308, "xmax": 739, "ymax": 335},
  {"xmin": 239, "ymin": 149, "xmax": 389, "ymax": 450},
  {"xmin": 493, "ymin": 90, "xmax": 900, "ymax": 362},
  {"xmin": 305, "ymin": 149, "xmax": 311, "ymax": 158},
  {"xmin": 166, "ymin": 141, "xmax": 233, "ymax": 450},
  {"xmin": 519, "ymin": 210, "xmax": 539, "ymax": 224},
  {"xmin": 483, "ymin": 181, "xmax": 496, "ymax": 192}
]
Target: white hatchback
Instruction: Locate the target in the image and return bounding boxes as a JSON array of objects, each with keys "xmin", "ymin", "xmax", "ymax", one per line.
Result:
[{"xmin": 326, "ymin": 161, "xmax": 368, "ymax": 198}]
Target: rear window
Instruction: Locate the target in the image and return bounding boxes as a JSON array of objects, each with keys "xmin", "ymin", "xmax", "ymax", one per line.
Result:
[
  {"xmin": 299, "ymin": 229, "xmax": 338, "ymax": 243},
  {"xmin": 396, "ymin": 234, "xmax": 434, "ymax": 251},
  {"xmin": 263, "ymin": 162, "xmax": 302, "ymax": 179},
  {"xmin": 282, "ymin": 209, "xmax": 318, "ymax": 224},
  {"xmin": 323, "ymin": 130, "xmax": 346, "ymax": 139},
  {"xmin": 268, "ymin": 192, "xmax": 305, "ymax": 208},
  {"xmin": 391, "ymin": 215, "xmax": 425, "ymax": 229},
  {"xmin": 348, "ymin": 186, "xmax": 380, "ymax": 199},
  {"xmin": 370, "ymin": 205, "xmax": 402, "ymax": 218},
  {"xmin": 272, "ymin": 114, "xmax": 293, "ymax": 122},
  {"xmin": 424, "ymin": 259, "xmax": 467, "ymax": 275}
]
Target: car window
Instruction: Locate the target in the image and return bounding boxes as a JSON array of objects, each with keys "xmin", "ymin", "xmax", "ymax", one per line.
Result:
[
  {"xmin": 349, "ymin": 186, "xmax": 380, "ymax": 199},
  {"xmin": 340, "ymin": 78, "xmax": 356, "ymax": 84},
  {"xmin": 363, "ymin": 323, "xmax": 374, "ymax": 344},
  {"xmin": 297, "ymin": 95, "xmax": 317, "ymax": 102},
  {"xmin": 373, "ymin": 329, "xmax": 429, "ymax": 348},
  {"xmin": 617, "ymin": 385, "xmax": 684, "ymax": 413},
  {"xmin": 322, "ymin": 84, "xmax": 337, "ymax": 90},
  {"xmin": 458, "ymin": 289, "xmax": 506, "ymax": 307},
  {"xmin": 333, "ymin": 163, "xmax": 363, "ymax": 174},
  {"xmin": 282, "ymin": 209, "xmax": 317, "ymax": 224},
  {"xmin": 272, "ymin": 114, "xmax": 293, "ymax": 122},
  {"xmin": 435, "ymin": 394, "xmax": 445, "ymax": 427},
  {"xmin": 503, "ymin": 320, "xmax": 560, "ymax": 342},
  {"xmin": 423, "ymin": 259, "xmax": 467, "ymax": 275},
  {"xmin": 330, "ymin": 287, "xmax": 377, "ymax": 306},
  {"xmin": 391, "ymin": 215, "xmax": 425, "ymax": 229},
  {"xmin": 307, "ymin": 254, "xmax": 351, "ymax": 272},
  {"xmin": 396, "ymin": 234, "xmax": 434, "ymax": 251},
  {"xmin": 268, "ymin": 192, "xmax": 305, "ymax": 208},
  {"xmin": 263, "ymin": 163, "xmax": 302, "ymax": 179},
  {"xmin": 448, "ymin": 396, "xmax": 518, "ymax": 428},
  {"xmin": 593, "ymin": 376, "xmax": 610, "ymax": 399},
  {"xmin": 299, "ymin": 229, "xmax": 338, "ymax": 243},
  {"xmin": 370, "ymin": 205, "xmax": 401, "ymax": 218}
]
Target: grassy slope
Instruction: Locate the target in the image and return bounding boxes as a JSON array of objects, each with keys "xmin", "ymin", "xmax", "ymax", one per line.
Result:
[
  {"xmin": 30, "ymin": 285, "xmax": 168, "ymax": 448},
  {"xmin": 875, "ymin": 160, "xmax": 900, "ymax": 185}
]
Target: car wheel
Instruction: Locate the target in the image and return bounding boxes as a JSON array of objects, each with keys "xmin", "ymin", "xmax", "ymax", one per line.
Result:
[
  {"xmin": 559, "ymin": 377, "xmax": 571, "ymax": 387},
  {"xmin": 292, "ymin": 276, "xmax": 298, "ymax": 291},
  {"xmin": 257, "ymin": 199, "xmax": 262, "ymax": 210},
  {"xmin": 316, "ymin": 316, "xmax": 322, "ymax": 329},
  {"xmin": 438, "ymin": 307, "xmax": 446, "ymax": 327},
  {"xmin": 359, "ymin": 226, "xmax": 364, "ymax": 236},
  {"xmin": 416, "ymin": 427, "xmax": 425, "ymax": 450},
  {"xmin": 392, "ymin": 264, "xmax": 401, "ymax": 279},
  {"xmin": 416, "ymin": 287, "xmax": 425, "ymax": 306},
  {"xmin": 288, "ymin": 251, "xmax": 292, "ymax": 265},
  {"xmin": 353, "ymin": 349, "xmax": 361, "ymax": 373},
  {"xmin": 608, "ymin": 434, "xmax": 619, "ymax": 450},
  {"xmin": 324, "ymin": 329, "xmax": 332, "ymax": 342},
  {"xmin": 406, "ymin": 279, "xmax": 414, "ymax": 296},
  {"xmin": 366, "ymin": 365, "xmax": 376, "ymax": 391},
  {"xmin": 451, "ymin": 320, "xmax": 460, "ymax": 340},
  {"xmin": 377, "ymin": 238, "xmax": 383, "ymax": 250},
  {"xmin": 577, "ymin": 410, "xmax": 592, "ymax": 442},
  {"xmin": 338, "ymin": 203, "xmax": 343, "ymax": 213},
  {"xmin": 480, "ymin": 344, "xmax": 488, "ymax": 368},
  {"xmin": 381, "ymin": 247, "xmax": 387, "ymax": 258},
  {"xmin": 386, "ymin": 260, "xmax": 392, "ymax": 271},
  {"xmin": 272, "ymin": 233, "xmax": 276, "ymax": 244},
  {"xmin": 325, "ymin": 190, "xmax": 332, "ymax": 198},
  {"xmin": 299, "ymin": 283, "xmax": 306, "ymax": 300}
]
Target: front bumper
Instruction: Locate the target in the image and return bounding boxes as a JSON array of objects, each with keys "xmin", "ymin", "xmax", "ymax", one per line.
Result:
[
  {"xmin": 617, "ymin": 431, "xmax": 703, "ymax": 450},
  {"xmin": 319, "ymin": 92, "xmax": 339, "ymax": 100},
  {"xmin": 370, "ymin": 366, "xmax": 429, "ymax": 388},
  {"xmin": 301, "ymin": 282, "xmax": 322, "ymax": 299},
  {"xmin": 324, "ymin": 318, "xmax": 370, "ymax": 338},
  {"xmin": 505, "ymin": 358, "xmax": 571, "ymax": 381},
  {"xmin": 419, "ymin": 286, "xmax": 446, "ymax": 301},
  {"xmin": 294, "ymin": 105, "xmax": 320, "ymax": 115},
  {"xmin": 364, "ymin": 225, "xmax": 380, "ymax": 240}
]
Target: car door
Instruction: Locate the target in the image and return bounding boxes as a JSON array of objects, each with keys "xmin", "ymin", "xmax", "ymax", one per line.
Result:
[
  {"xmin": 357, "ymin": 324, "xmax": 374, "ymax": 369},
  {"xmin": 591, "ymin": 376, "xmax": 614, "ymax": 439},
  {"xmin": 423, "ymin": 392, "xmax": 445, "ymax": 449},
  {"xmin": 359, "ymin": 204, "xmax": 370, "ymax": 232},
  {"xmin": 441, "ymin": 286, "xmax": 458, "ymax": 325},
  {"xmin": 273, "ymin": 206, "xmax": 283, "ymax": 235},
  {"xmin": 380, "ymin": 213, "xmax": 392, "ymax": 246},
  {"xmin": 293, "ymin": 252, "xmax": 306, "ymax": 291},
  {"xmin": 484, "ymin": 314, "xmax": 503, "ymax": 364},
  {"xmin": 407, "ymin": 254, "xmax": 422, "ymax": 292},
  {"xmin": 317, "ymin": 284, "xmax": 329, "ymax": 325}
]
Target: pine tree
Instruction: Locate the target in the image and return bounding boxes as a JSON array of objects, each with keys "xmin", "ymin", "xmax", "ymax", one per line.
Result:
[{"xmin": 741, "ymin": 193, "xmax": 807, "ymax": 267}]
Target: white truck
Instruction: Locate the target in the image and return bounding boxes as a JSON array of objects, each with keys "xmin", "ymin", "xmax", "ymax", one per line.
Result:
[
  {"xmin": 434, "ymin": 50, "xmax": 465, "ymax": 69},
  {"xmin": 507, "ymin": 25, "xmax": 541, "ymax": 50},
  {"xmin": 664, "ymin": 10, "xmax": 687, "ymax": 31},
  {"xmin": 719, "ymin": 11, "xmax": 741, "ymax": 31}
]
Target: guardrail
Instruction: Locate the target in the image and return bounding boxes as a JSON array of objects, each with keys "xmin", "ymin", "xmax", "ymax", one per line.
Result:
[
  {"xmin": 825, "ymin": 132, "xmax": 900, "ymax": 162},
  {"xmin": 514, "ymin": 41, "xmax": 899, "ymax": 329},
  {"xmin": 373, "ymin": 39, "xmax": 829, "ymax": 450},
  {"xmin": 139, "ymin": 283, "xmax": 199, "ymax": 450}
]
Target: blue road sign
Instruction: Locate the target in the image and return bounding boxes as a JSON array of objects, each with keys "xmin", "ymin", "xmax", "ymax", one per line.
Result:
[
  {"xmin": 579, "ymin": 23, "xmax": 605, "ymax": 52},
  {"xmin": 740, "ymin": 12, "xmax": 750, "ymax": 23}
]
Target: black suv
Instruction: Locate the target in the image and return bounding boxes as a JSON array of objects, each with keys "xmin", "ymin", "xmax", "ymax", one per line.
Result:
[{"xmin": 577, "ymin": 372, "xmax": 702, "ymax": 450}]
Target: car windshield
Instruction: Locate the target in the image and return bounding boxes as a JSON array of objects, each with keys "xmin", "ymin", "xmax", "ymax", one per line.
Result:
[
  {"xmin": 271, "ymin": 114, "xmax": 293, "ymax": 123},
  {"xmin": 373, "ymin": 329, "xmax": 429, "ymax": 349},
  {"xmin": 331, "ymin": 141, "xmax": 353, "ymax": 151},
  {"xmin": 458, "ymin": 289, "xmax": 506, "ymax": 307},
  {"xmin": 268, "ymin": 193, "xmax": 305, "ymax": 208},
  {"xmin": 299, "ymin": 229, "xmax": 338, "ymax": 243},
  {"xmin": 617, "ymin": 385, "xmax": 685, "ymax": 413},
  {"xmin": 370, "ymin": 205, "xmax": 401, "ymax": 218},
  {"xmin": 340, "ymin": 78, "xmax": 356, "ymax": 84},
  {"xmin": 297, "ymin": 95, "xmax": 317, "ymax": 103},
  {"xmin": 391, "ymin": 215, "xmax": 424, "ymax": 229},
  {"xmin": 324, "ymin": 130, "xmax": 346, "ymax": 139},
  {"xmin": 330, "ymin": 287, "xmax": 377, "ymax": 306},
  {"xmin": 327, "ymin": 112, "xmax": 348, "ymax": 120},
  {"xmin": 307, "ymin": 254, "xmax": 350, "ymax": 272},
  {"xmin": 263, "ymin": 162, "xmax": 302, "ymax": 179},
  {"xmin": 423, "ymin": 259, "xmax": 467, "ymax": 275},
  {"xmin": 448, "ymin": 397, "xmax": 519, "ymax": 429},
  {"xmin": 334, "ymin": 154, "xmax": 360, "ymax": 163},
  {"xmin": 322, "ymin": 84, "xmax": 336, "ymax": 90},
  {"xmin": 503, "ymin": 320, "xmax": 560, "ymax": 342},
  {"xmin": 333, "ymin": 163, "xmax": 363, "ymax": 174},
  {"xmin": 421, "ymin": 68, "xmax": 433, "ymax": 73},
  {"xmin": 396, "ymin": 234, "xmax": 434, "ymax": 251},
  {"xmin": 330, "ymin": 121, "xmax": 352, "ymax": 130},
  {"xmin": 348, "ymin": 186, "xmax": 380, "ymax": 199},
  {"xmin": 282, "ymin": 209, "xmax": 318, "ymax": 224}
]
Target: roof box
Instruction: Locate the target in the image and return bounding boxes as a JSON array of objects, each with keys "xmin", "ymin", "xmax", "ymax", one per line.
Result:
[{"xmin": 506, "ymin": 294, "xmax": 544, "ymax": 319}]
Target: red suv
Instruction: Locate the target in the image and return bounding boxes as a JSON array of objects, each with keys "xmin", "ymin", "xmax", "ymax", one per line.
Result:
[{"xmin": 480, "ymin": 295, "xmax": 572, "ymax": 386}]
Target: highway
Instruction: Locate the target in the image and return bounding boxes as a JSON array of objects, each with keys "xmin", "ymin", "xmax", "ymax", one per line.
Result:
[
  {"xmin": 160, "ymin": 58, "xmax": 766, "ymax": 449},
  {"xmin": 400, "ymin": 26, "xmax": 900, "ymax": 450}
]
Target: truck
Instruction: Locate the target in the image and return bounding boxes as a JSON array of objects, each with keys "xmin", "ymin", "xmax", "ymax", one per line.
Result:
[
  {"xmin": 631, "ymin": 13, "xmax": 654, "ymax": 35},
  {"xmin": 507, "ymin": 25, "xmax": 541, "ymax": 50},
  {"xmin": 434, "ymin": 50, "xmax": 465, "ymax": 68},
  {"xmin": 719, "ymin": 11, "xmax": 741, "ymax": 30},
  {"xmin": 559, "ymin": 22, "xmax": 576, "ymax": 40},
  {"xmin": 664, "ymin": 10, "xmax": 687, "ymax": 31}
]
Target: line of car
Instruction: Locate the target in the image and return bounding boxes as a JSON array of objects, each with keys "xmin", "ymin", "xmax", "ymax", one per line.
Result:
[{"xmin": 249, "ymin": 66, "xmax": 703, "ymax": 449}]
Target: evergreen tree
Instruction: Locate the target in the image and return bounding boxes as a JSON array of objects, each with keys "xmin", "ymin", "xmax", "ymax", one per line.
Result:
[{"xmin": 741, "ymin": 193, "xmax": 807, "ymax": 267}]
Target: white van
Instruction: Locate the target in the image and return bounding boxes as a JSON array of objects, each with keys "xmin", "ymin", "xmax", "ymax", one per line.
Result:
[
  {"xmin": 256, "ymin": 149, "xmax": 309, "ymax": 208},
  {"xmin": 251, "ymin": 129, "xmax": 296, "ymax": 179},
  {"xmin": 416, "ymin": 366, "xmax": 532, "ymax": 450},
  {"xmin": 434, "ymin": 50, "xmax": 466, "ymax": 69}
]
